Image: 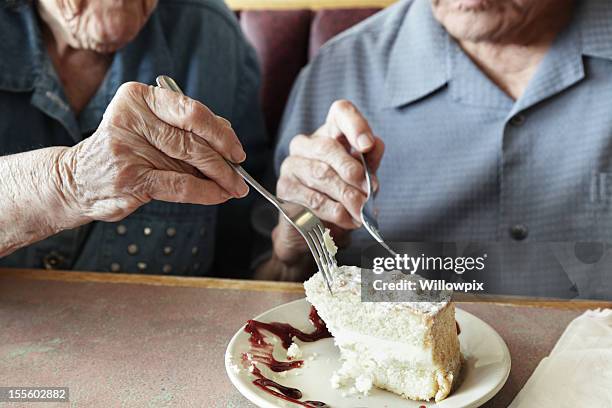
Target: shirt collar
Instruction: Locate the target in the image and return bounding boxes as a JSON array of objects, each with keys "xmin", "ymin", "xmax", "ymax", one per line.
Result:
[
  {"xmin": 0, "ymin": 4, "xmax": 174, "ymax": 140},
  {"xmin": 577, "ymin": 0, "xmax": 612, "ymax": 61},
  {"xmin": 383, "ymin": 0, "xmax": 612, "ymax": 111},
  {"xmin": 383, "ymin": 0, "xmax": 449, "ymax": 109}
]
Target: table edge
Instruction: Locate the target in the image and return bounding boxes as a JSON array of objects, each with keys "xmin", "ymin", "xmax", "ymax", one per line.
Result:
[{"xmin": 1, "ymin": 268, "xmax": 610, "ymax": 309}]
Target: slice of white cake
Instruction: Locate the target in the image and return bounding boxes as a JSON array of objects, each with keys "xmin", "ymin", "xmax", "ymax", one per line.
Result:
[{"xmin": 304, "ymin": 265, "xmax": 461, "ymax": 402}]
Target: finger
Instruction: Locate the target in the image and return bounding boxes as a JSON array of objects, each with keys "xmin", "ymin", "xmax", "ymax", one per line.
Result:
[
  {"xmin": 288, "ymin": 134, "xmax": 367, "ymax": 193},
  {"xmin": 146, "ymin": 122, "xmax": 248, "ymax": 198},
  {"xmin": 129, "ymin": 83, "xmax": 246, "ymax": 163},
  {"xmin": 272, "ymin": 218, "xmax": 310, "ymax": 263},
  {"xmin": 144, "ymin": 169, "xmax": 234, "ymax": 205},
  {"xmin": 366, "ymin": 136, "xmax": 385, "ymax": 172},
  {"xmin": 324, "ymin": 99, "xmax": 375, "ymax": 152},
  {"xmin": 282, "ymin": 156, "xmax": 365, "ymax": 223},
  {"xmin": 277, "ymin": 176, "xmax": 358, "ymax": 230}
]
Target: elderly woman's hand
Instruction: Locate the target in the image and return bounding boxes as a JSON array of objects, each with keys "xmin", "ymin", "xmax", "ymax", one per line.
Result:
[
  {"xmin": 59, "ymin": 82, "xmax": 249, "ymax": 222},
  {"xmin": 272, "ymin": 100, "xmax": 384, "ymax": 266}
]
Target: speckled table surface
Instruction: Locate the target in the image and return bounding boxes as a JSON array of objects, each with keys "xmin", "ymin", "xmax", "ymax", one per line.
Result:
[{"xmin": 0, "ymin": 269, "xmax": 609, "ymax": 408}]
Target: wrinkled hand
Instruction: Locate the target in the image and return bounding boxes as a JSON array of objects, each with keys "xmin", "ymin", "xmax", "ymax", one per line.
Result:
[
  {"xmin": 273, "ymin": 100, "xmax": 384, "ymax": 264},
  {"xmin": 59, "ymin": 81, "xmax": 249, "ymax": 222}
]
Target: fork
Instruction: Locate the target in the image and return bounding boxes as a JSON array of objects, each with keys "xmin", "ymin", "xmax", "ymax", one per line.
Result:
[
  {"xmin": 357, "ymin": 153, "xmax": 398, "ymax": 257},
  {"xmin": 155, "ymin": 75, "xmax": 335, "ymax": 293}
]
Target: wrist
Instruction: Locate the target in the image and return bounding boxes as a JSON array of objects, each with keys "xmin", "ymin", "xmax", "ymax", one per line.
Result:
[
  {"xmin": 255, "ymin": 251, "xmax": 315, "ymax": 281},
  {"xmin": 48, "ymin": 146, "xmax": 92, "ymax": 230}
]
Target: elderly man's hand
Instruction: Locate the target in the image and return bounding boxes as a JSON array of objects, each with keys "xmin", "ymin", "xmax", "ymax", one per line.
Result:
[
  {"xmin": 272, "ymin": 100, "xmax": 384, "ymax": 264},
  {"xmin": 59, "ymin": 81, "xmax": 249, "ymax": 222}
]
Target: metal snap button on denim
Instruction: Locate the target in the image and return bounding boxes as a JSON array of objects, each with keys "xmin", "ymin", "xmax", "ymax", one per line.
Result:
[
  {"xmin": 510, "ymin": 224, "xmax": 528, "ymax": 240},
  {"xmin": 127, "ymin": 244, "xmax": 139, "ymax": 255},
  {"xmin": 43, "ymin": 251, "xmax": 64, "ymax": 270},
  {"xmin": 510, "ymin": 114, "xmax": 526, "ymax": 126}
]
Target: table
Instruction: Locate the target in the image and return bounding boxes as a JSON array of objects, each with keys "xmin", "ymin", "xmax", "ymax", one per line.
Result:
[{"xmin": 1, "ymin": 268, "xmax": 610, "ymax": 408}]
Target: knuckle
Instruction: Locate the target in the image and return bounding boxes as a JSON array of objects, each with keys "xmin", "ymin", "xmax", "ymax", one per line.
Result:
[
  {"xmin": 170, "ymin": 175, "xmax": 189, "ymax": 199},
  {"xmin": 276, "ymin": 177, "xmax": 291, "ymax": 196},
  {"xmin": 279, "ymin": 158, "xmax": 295, "ymax": 177},
  {"xmin": 288, "ymin": 134, "xmax": 308, "ymax": 155},
  {"xmin": 340, "ymin": 160, "xmax": 362, "ymax": 181},
  {"xmin": 312, "ymin": 161, "xmax": 333, "ymax": 180},
  {"xmin": 330, "ymin": 99, "xmax": 354, "ymax": 115},
  {"xmin": 342, "ymin": 186, "xmax": 358, "ymax": 202},
  {"xmin": 327, "ymin": 202, "xmax": 347, "ymax": 222},
  {"xmin": 184, "ymin": 98, "xmax": 206, "ymax": 122},
  {"xmin": 116, "ymin": 81, "xmax": 143, "ymax": 99},
  {"xmin": 307, "ymin": 191, "xmax": 325, "ymax": 210}
]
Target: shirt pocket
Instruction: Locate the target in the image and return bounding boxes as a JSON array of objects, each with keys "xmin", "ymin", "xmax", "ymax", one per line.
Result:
[{"xmin": 587, "ymin": 172, "xmax": 612, "ymax": 240}]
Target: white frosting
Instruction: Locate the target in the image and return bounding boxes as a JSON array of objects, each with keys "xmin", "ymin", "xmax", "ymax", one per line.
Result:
[
  {"xmin": 327, "ymin": 265, "xmax": 449, "ymax": 315},
  {"xmin": 332, "ymin": 326, "xmax": 433, "ymax": 365}
]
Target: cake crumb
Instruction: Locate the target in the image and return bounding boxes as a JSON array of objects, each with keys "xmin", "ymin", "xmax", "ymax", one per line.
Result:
[
  {"xmin": 322, "ymin": 228, "xmax": 338, "ymax": 257},
  {"xmin": 355, "ymin": 375, "xmax": 373, "ymax": 395},
  {"xmin": 287, "ymin": 342, "xmax": 302, "ymax": 360}
]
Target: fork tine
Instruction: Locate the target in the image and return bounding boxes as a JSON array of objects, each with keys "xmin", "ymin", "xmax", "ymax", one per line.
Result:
[
  {"xmin": 308, "ymin": 231, "xmax": 334, "ymax": 294},
  {"xmin": 309, "ymin": 235, "xmax": 333, "ymax": 295},
  {"xmin": 302, "ymin": 233, "xmax": 330, "ymax": 291}
]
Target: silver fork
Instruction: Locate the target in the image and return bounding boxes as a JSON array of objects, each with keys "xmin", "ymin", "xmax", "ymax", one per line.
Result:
[
  {"xmin": 156, "ymin": 75, "xmax": 335, "ymax": 293},
  {"xmin": 357, "ymin": 153, "xmax": 398, "ymax": 257}
]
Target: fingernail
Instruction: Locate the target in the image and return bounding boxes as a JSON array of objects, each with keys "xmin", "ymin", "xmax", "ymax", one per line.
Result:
[
  {"xmin": 222, "ymin": 192, "xmax": 233, "ymax": 200},
  {"xmin": 372, "ymin": 175, "xmax": 380, "ymax": 192},
  {"xmin": 357, "ymin": 133, "xmax": 373, "ymax": 150},
  {"xmin": 235, "ymin": 182, "xmax": 249, "ymax": 198},
  {"xmin": 231, "ymin": 144, "xmax": 246, "ymax": 163}
]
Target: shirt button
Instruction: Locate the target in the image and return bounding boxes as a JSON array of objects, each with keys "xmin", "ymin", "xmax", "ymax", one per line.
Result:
[
  {"xmin": 127, "ymin": 244, "xmax": 139, "ymax": 255},
  {"xmin": 143, "ymin": 227, "xmax": 152, "ymax": 236},
  {"xmin": 43, "ymin": 251, "xmax": 64, "ymax": 270},
  {"xmin": 191, "ymin": 246, "xmax": 199, "ymax": 255},
  {"xmin": 137, "ymin": 261, "xmax": 147, "ymax": 271},
  {"xmin": 163, "ymin": 246, "xmax": 173, "ymax": 255},
  {"xmin": 510, "ymin": 114, "xmax": 526, "ymax": 126},
  {"xmin": 166, "ymin": 227, "xmax": 177, "ymax": 238},
  {"xmin": 510, "ymin": 224, "xmax": 528, "ymax": 240},
  {"xmin": 199, "ymin": 227, "xmax": 206, "ymax": 237},
  {"xmin": 110, "ymin": 263, "xmax": 121, "ymax": 272},
  {"xmin": 116, "ymin": 224, "xmax": 127, "ymax": 235},
  {"xmin": 162, "ymin": 264, "xmax": 173, "ymax": 274}
]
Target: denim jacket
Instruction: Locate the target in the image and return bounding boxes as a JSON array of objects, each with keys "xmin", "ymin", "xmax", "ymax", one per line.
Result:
[{"xmin": 0, "ymin": 0, "xmax": 270, "ymax": 277}]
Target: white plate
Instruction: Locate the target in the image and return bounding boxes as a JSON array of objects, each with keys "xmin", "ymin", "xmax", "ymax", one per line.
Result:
[{"xmin": 226, "ymin": 298, "xmax": 510, "ymax": 408}]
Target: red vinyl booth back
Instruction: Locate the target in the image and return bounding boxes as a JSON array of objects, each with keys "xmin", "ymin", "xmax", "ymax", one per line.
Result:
[{"xmin": 237, "ymin": 9, "xmax": 381, "ymax": 139}]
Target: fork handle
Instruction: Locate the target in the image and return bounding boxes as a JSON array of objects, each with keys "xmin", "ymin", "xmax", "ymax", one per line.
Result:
[{"xmin": 155, "ymin": 75, "xmax": 286, "ymax": 211}]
